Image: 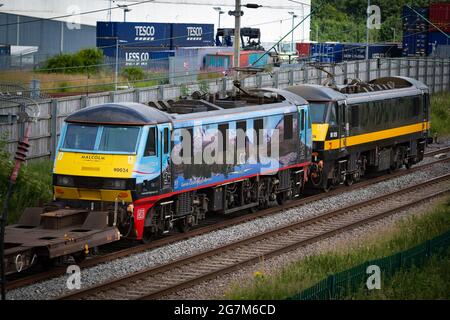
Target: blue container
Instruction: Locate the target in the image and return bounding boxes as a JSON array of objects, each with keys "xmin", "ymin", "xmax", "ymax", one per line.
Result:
[
  {"xmin": 311, "ymin": 43, "xmax": 343, "ymax": 63},
  {"xmin": 96, "ymin": 21, "xmax": 172, "ymax": 48},
  {"xmin": 402, "ymin": 6, "xmax": 429, "ymax": 32},
  {"xmin": 0, "ymin": 44, "xmax": 11, "ymax": 56},
  {"xmin": 248, "ymin": 52, "xmax": 269, "ymax": 67},
  {"xmin": 403, "ymin": 31, "xmax": 430, "ymax": 56},
  {"xmin": 428, "ymin": 31, "xmax": 450, "ymax": 46},
  {"xmin": 343, "ymin": 44, "xmax": 402, "ymax": 61},
  {"xmin": 119, "ymin": 47, "xmax": 175, "ymax": 70},
  {"xmin": 204, "ymin": 54, "xmax": 233, "ymax": 70},
  {"xmin": 171, "ymin": 23, "xmax": 214, "ymax": 48}
]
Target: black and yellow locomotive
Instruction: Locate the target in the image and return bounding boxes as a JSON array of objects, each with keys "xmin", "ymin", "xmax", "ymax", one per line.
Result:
[{"xmin": 287, "ymin": 76, "xmax": 432, "ymax": 191}]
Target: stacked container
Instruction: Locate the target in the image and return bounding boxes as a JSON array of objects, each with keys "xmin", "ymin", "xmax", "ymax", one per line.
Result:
[
  {"xmin": 343, "ymin": 43, "xmax": 402, "ymax": 61},
  {"xmin": 429, "ymin": 3, "xmax": 450, "ymax": 33},
  {"xmin": 402, "ymin": 7, "xmax": 430, "ymax": 56},
  {"xmin": 296, "ymin": 42, "xmax": 311, "ymax": 58},
  {"xmin": 310, "ymin": 43, "xmax": 344, "ymax": 63},
  {"xmin": 0, "ymin": 44, "xmax": 11, "ymax": 69}
]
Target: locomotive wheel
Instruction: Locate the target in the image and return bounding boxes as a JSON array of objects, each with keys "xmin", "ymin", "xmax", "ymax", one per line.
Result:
[
  {"xmin": 142, "ymin": 227, "xmax": 159, "ymax": 244},
  {"xmin": 276, "ymin": 192, "xmax": 287, "ymax": 205},
  {"xmin": 345, "ymin": 175, "xmax": 354, "ymax": 187},
  {"xmin": 176, "ymin": 218, "xmax": 191, "ymax": 233}
]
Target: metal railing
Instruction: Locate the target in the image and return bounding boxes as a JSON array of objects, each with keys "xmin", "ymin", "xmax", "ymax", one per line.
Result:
[
  {"xmin": 0, "ymin": 57, "xmax": 449, "ymax": 161},
  {"xmin": 287, "ymin": 228, "xmax": 450, "ymax": 300}
]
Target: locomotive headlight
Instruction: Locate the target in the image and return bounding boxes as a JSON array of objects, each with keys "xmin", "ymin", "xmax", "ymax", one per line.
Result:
[
  {"xmin": 56, "ymin": 175, "xmax": 74, "ymax": 187},
  {"xmin": 104, "ymin": 179, "xmax": 127, "ymax": 190}
]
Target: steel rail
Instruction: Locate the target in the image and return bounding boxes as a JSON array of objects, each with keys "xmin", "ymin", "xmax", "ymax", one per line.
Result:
[{"xmin": 58, "ymin": 173, "xmax": 450, "ymax": 300}]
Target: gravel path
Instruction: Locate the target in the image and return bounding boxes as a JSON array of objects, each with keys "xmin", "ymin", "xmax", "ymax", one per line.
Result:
[{"xmin": 7, "ymin": 151, "xmax": 450, "ymax": 300}]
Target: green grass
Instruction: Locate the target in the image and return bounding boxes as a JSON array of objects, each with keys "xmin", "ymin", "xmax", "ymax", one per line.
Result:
[
  {"xmin": 0, "ymin": 135, "xmax": 53, "ymax": 223},
  {"xmin": 348, "ymin": 249, "xmax": 450, "ymax": 300},
  {"xmin": 431, "ymin": 92, "xmax": 450, "ymax": 137},
  {"xmin": 224, "ymin": 198, "xmax": 450, "ymax": 300}
]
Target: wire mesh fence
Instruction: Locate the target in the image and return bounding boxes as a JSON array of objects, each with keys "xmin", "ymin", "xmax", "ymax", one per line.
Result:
[{"xmin": 287, "ymin": 229, "xmax": 450, "ymax": 300}]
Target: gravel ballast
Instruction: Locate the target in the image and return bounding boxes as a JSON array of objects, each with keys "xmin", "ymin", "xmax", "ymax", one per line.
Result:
[{"xmin": 7, "ymin": 153, "xmax": 450, "ymax": 300}]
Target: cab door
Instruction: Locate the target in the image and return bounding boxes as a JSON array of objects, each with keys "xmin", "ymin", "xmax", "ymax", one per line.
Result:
[
  {"xmin": 298, "ymin": 105, "xmax": 312, "ymax": 161},
  {"xmin": 158, "ymin": 123, "xmax": 172, "ymax": 193},
  {"xmin": 338, "ymin": 101, "xmax": 349, "ymax": 151}
]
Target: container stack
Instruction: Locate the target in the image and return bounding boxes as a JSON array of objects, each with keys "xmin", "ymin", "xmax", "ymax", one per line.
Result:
[
  {"xmin": 428, "ymin": 3, "xmax": 450, "ymax": 58},
  {"xmin": 402, "ymin": 6, "xmax": 430, "ymax": 57},
  {"xmin": 0, "ymin": 44, "xmax": 11, "ymax": 69},
  {"xmin": 401, "ymin": 3, "xmax": 450, "ymax": 58}
]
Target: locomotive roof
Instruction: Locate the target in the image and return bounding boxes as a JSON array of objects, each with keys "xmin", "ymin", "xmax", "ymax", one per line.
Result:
[
  {"xmin": 65, "ymin": 102, "xmax": 173, "ymax": 125},
  {"xmin": 65, "ymin": 88, "xmax": 308, "ymax": 127},
  {"xmin": 285, "ymin": 76, "xmax": 428, "ymax": 103},
  {"xmin": 285, "ymin": 85, "xmax": 347, "ymax": 102}
]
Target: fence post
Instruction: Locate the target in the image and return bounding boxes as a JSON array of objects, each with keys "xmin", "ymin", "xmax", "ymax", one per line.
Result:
[
  {"xmin": 432, "ymin": 59, "xmax": 436, "ymax": 94},
  {"xmin": 80, "ymin": 95, "xmax": 88, "ymax": 109},
  {"xmin": 221, "ymin": 78, "xmax": 227, "ymax": 96},
  {"xmin": 326, "ymin": 275, "xmax": 335, "ymax": 300},
  {"xmin": 303, "ymin": 67, "xmax": 309, "ymax": 84},
  {"xmin": 256, "ymin": 74, "xmax": 262, "ymax": 88},
  {"xmin": 288, "ymin": 70, "xmax": 294, "ymax": 86},
  {"xmin": 109, "ymin": 92, "xmax": 115, "ymax": 103},
  {"xmin": 273, "ymin": 71, "xmax": 279, "ymax": 88},
  {"xmin": 366, "ymin": 59, "xmax": 371, "ymax": 82},
  {"xmin": 355, "ymin": 61, "xmax": 360, "ymax": 79},
  {"xmin": 50, "ymin": 99, "xmax": 58, "ymax": 161},
  {"xmin": 441, "ymin": 59, "xmax": 445, "ymax": 93},
  {"xmin": 134, "ymin": 88, "xmax": 141, "ymax": 103},
  {"xmin": 388, "ymin": 59, "xmax": 392, "ymax": 77},
  {"xmin": 407, "ymin": 59, "xmax": 411, "ymax": 78},
  {"xmin": 157, "ymin": 85, "xmax": 164, "ymax": 101},
  {"xmin": 343, "ymin": 62, "xmax": 348, "ymax": 81}
]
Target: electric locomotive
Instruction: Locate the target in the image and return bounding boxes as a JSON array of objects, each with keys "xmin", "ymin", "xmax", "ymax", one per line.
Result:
[
  {"xmin": 286, "ymin": 76, "xmax": 432, "ymax": 191},
  {"xmin": 52, "ymin": 89, "xmax": 312, "ymax": 243}
]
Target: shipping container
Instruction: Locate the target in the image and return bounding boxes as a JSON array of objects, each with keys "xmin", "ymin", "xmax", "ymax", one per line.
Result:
[
  {"xmin": 402, "ymin": 6, "xmax": 429, "ymax": 32},
  {"xmin": 248, "ymin": 51, "xmax": 269, "ymax": 67},
  {"xmin": 204, "ymin": 53, "xmax": 233, "ymax": 70},
  {"xmin": 0, "ymin": 44, "xmax": 11, "ymax": 56},
  {"xmin": 310, "ymin": 43, "xmax": 343, "ymax": 63},
  {"xmin": 428, "ymin": 31, "xmax": 450, "ymax": 57},
  {"xmin": 429, "ymin": 3, "xmax": 450, "ymax": 33},
  {"xmin": 429, "ymin": 31, "xmax": 450, "ymax": 46},
  {"xmin": 402, "ymin": 6, "xmax": 430, "ymax": 57},
  {"xmin": 118, "ymin": 47, "xmax": 175, "ymax": 71},
  {"xmin": 343, "ymin": 43, "xmax": 402, "ymax": 61},
  {"xmin": 0, "ymin": 44, "xmax": 11, "ymax": 69},
  {"xmin": 96, "ymin": 21, "xmax": 172, "ymax": 48},
  {"xmin": 296, "ymin": 42, "xmax": 311, "ymax": 58},
  {"xmin": 403, "ymin": 31, "xmax": 430, "ymax": 56},
  {"xmin": 176, "ymin": 46, "xmax": 233, "ymax": 70},
  {"xmin": 171, "ymin": 23, "xmax": 215, "ymax": 48}
]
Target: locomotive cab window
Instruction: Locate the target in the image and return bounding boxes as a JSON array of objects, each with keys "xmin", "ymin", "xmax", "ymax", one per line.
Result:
[
  {"xmin": 144, "ymin": 127, "xmax": 157, "ymax": 157},
  {"xmin": 309, "ymin": 103, "xmax": 328, "ymax": 124}
]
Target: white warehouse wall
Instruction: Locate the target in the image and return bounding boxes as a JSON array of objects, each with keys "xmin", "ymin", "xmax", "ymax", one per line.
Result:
[{"xmin": 0, "ymin": 0, "xmax": 311, "ymax": 43}]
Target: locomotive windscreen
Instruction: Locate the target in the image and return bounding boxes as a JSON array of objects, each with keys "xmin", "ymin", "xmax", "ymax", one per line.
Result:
[
  {"xmin": 309, "ymin": 103, "xmax": 330, "ymax": 124},
  {"xmin": 62, "ymin": 124, "xmax": 141, "ymax": 153}
]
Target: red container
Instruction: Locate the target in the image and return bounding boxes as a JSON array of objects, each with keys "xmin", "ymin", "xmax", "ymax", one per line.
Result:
[
  {"xmin": 239, "ymin": 51, "xmax": 252, "ymax": 67},
  {"xmin": 429, "ymin": 3, "xmax": 450, "ymax": 33},
  {"xmin": 296, "ymin": 42, "xmax": 311, "ymax": 57}
]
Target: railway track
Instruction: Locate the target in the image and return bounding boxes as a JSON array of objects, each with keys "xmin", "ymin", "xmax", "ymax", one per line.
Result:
[
  {"xmin": 6, "ymin": 150, "xmax": 450, "ymax": 292},
  {"xmin": 59, "ymin": 173, "xmax": 450, "ymax": 300}
]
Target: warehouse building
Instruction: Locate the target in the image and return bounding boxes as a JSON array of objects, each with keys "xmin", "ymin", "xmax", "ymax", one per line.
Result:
[{"xmin": 0, "ymin": 0, "xmax": 311, "ymax": 65}]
